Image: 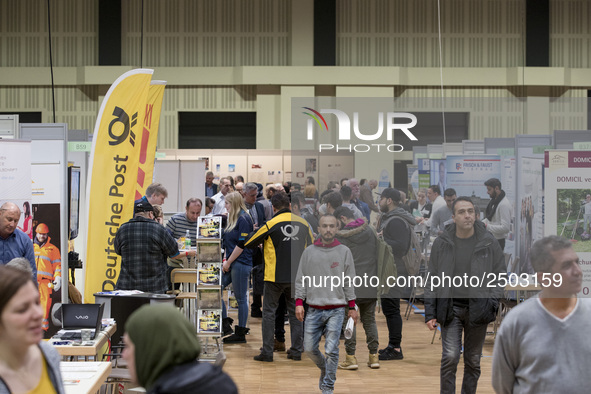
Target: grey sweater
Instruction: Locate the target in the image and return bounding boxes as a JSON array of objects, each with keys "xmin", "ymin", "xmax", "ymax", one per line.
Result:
[
  {"xmin": 492, "ymin": 297, "xmax": 591, "ymax": 394},
  {"xmin": 295, "ymin": 240, "xmax": 356, "ymax": 307}
]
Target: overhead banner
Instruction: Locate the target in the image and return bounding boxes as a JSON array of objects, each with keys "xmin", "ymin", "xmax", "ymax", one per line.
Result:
[
  {"xmin": 84, "ymin": 69, "xmax": 153, "ymax": 302},
  {"xmin": 134, "ymin": 80, "xmax": 166, "ymax": 200},
  {"xmin": 544, "ymin": 150, "xmax": 591, "ymax": 296}
]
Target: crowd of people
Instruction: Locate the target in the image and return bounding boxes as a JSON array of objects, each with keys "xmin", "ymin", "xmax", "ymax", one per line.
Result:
[{"xmin": 1, "ymin": 172, "xmax": 589, "ymax": 393}]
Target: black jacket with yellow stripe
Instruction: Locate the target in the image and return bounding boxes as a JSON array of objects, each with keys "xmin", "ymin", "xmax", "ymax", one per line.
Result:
[{"xmin": 244, "ymin": 208, "xmax": 313, "ymax": 283}]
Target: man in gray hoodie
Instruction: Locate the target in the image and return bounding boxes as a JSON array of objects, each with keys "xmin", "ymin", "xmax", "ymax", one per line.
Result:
[{"xmin": 295, "ymin": 214, "xmax": 358, "ymax": 394}]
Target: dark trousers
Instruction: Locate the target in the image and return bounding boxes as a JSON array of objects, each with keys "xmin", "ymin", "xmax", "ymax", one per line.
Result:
[
  {"xmin": 381, "ymin": 296, "xmax": 402, "ymax": 348},
  {"xmin": 275, "ymin": 293, "xmax": 287, "ymax": 342},
  {"xmin": 261, "ymin": 282, "xmax": 303, "ymax": 357},
  {"xmin": 497, "ymin": 238, "xmax": 505, "ymax": 251},
  {"xmin": 440, "ymin": 305, "xmax": 488, "ymax": 394}
]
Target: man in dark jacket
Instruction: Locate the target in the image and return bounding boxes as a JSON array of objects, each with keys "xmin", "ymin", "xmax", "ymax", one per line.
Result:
[
  {"xmin": 244, "ymin": 193, "xmax": 313, "ymax": 362},
  {"xmin": 425, "ymin": 196, "xmax": 505, "ymax": 394},
  {"xmin": 376, "ymin": 188, "xmax": 416, "ymax": 360},
  {"xmin": 334, "ymin": 206, "xmax": 380, "ymax": 370}
]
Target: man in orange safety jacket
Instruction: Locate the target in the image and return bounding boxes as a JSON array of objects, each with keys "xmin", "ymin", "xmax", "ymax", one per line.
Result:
[{"xmin": 34, "ymin": 223, "xmax": 61, "ymax": 331}]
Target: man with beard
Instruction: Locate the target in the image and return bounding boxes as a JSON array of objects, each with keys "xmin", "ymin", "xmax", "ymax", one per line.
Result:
[
  {"xmin": 493, "ymin": 235, "xmax": 590, "ymax": 393},
  {"xmin": 376, "ymin": 188, "xmax": 417, "ymax": 360},
  {"xmin": 295, "ymin": 214, "xmax": 357, "ymax": 394},
  {"xmin": 334, "ymin": 206, "xmax": 380, "ymax": 370},
  {"xmin": 482, "ymin": 178, "xmax": 512, "ymax": 251}
]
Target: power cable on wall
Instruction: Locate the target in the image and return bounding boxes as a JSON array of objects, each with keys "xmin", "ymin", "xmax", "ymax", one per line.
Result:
[
  {"xmin": 437, "ymin": 0, "xmax": 447, "ymax": 146},
  {"xmin": 140, "ymin": 0, "xmax": 144, "ymax": 68},
  {"xmin": 47, "ymin": 0, "xmax": 56, "ymax": 123}
]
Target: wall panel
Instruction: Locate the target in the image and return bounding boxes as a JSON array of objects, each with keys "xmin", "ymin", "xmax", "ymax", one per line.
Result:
[{"xmin": 336, "ymin": 0, "xmax": 524, "ymax": 67}]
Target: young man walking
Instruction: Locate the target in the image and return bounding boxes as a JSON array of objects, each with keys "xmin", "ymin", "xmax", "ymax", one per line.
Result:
[
  {"xmin": 334, "ymin": 206, "xmax": 380, "ymax": 370},
  {"xmin": 425, "ymin": 197, "xmax": 505, "ymax": 393},
  {"xmin": 296, "ymin": 214, "xmax": 358, "ymax": 394}
]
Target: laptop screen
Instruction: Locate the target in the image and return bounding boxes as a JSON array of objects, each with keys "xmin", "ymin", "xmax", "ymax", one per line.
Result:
[{"xmin": 61, "ymin": 303, "xmax": 104, "ymax": 332}]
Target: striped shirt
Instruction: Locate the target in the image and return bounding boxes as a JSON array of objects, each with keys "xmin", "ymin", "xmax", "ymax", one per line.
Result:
[{"xmin": 166, "ymin": 213, "xmax": 197, "ymax": 246}]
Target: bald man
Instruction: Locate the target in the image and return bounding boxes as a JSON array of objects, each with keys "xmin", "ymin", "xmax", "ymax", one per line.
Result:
[{"xmin": 0, "ymin": 202, "xmax": 36, "ymax": 277}]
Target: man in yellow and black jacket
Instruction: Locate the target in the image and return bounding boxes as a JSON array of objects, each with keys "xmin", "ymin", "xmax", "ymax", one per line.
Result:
[{"xmin": 245, "ymin": 192, "xmax": 313, "ymax": 362}]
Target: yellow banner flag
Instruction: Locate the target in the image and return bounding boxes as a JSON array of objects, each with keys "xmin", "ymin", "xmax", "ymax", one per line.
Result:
[
  {"xmin": 134, "ymin": 81, "xmax": 166, "ymax": 200},
  {"xmin": 84, "ymin": 69, "xmax": 153, "ymax": 302}
]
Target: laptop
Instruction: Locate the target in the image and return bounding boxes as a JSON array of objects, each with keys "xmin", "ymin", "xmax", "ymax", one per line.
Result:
[{"xmin": 60, "ymin": 303, "xmax": 105, "ymax": 340}]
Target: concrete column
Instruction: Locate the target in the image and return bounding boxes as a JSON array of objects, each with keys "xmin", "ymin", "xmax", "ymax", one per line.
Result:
[
  {"xmin": 291, "ymin": 0, "xmax": 314, "ymax": 66},
  {"xmin": 525, "ymin": 96, "xmax": 551, "ymax": 134},
  {"xmin": 280, "ymin": 86, "xmax": 315, "ymax": 150}
]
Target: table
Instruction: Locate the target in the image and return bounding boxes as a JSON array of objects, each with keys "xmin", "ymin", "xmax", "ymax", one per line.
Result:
[
  {"xmin": 505, "ymin": 282, "xmax": 541, "ymax": 303},
  {"xmin": 51, "ymin": 324, "xmax": 117, "ymax": 360},
  {"xmin": 61, "ymin": 361, "xmax": 111, "ymax": 394},
  {"xmin": 94, "ymin": 293, "xmax": 176, "ymax": 346}
]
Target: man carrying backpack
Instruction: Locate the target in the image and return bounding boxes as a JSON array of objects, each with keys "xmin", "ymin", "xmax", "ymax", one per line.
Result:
[
  {"xmin": 334, "ymin": 206, "xmax": 380, "ymax": 370},
  {"xmin": 376, "ymin": 188, "xmax": 416, "ymax": 360}
]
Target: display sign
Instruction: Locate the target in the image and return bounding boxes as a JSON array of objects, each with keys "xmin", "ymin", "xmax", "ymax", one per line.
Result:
[
  {"xmin": 68, "ymin": 142, "xmax": 92, "ymax": 152},
  {"xmin": 544, "ymin": 150, "xmax": 591, "ymax": 296},
  {"xmin": 418, "ymin": 158, "xmax": 430, "ymax": 190},
  {"xmin": 84, "ymin": 69, "xmax": 153, "ymax": 302},
  {"xmin": 445, "ymin": 155, "xmax": 502, "ymax": 201}
]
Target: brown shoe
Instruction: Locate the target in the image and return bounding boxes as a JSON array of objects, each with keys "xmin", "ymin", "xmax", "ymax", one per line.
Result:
[{"xmin": 274, "ymin": 339, "xmax": 286, "ymax": 352}]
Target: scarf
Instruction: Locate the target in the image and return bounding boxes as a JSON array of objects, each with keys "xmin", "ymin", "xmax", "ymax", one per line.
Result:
[
  {"xmin": 125, "ymin": 304, "xmax": 201, "ymax": 391},
  {"xmin": 485, "ymin": 189, "xmax": 505, "ymax": 221}
]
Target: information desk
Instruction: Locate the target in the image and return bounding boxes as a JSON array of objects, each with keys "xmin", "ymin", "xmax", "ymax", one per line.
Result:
[
  {"xmin": 93, "ymin": 292, "xmax": 176, "ymax": 346},
  {"xmin": 61, "ymin": 361, "xmax": 111, "ymax": 394},
  {"xmin": 50, "ymin": 324, "xmax": 117, "ymax": 360}
]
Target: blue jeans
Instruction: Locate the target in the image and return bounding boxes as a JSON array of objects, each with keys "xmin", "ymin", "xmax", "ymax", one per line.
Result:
[
  {"xmin": 304, "ymin": 307, "xmax": 344, "ymax": 392},
  {"xmin": 440, "ymin": 305, "xmax": 488, "ymax": 394},
  {"xmin": 221, "ymin": 262, "xmax": 252, "ymax": 327}
]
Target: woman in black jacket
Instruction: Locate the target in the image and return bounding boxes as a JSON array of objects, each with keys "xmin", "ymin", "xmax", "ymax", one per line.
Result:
[{"xmin": 122, "ymin": 304, "xmax": 238, "ymax": 394}]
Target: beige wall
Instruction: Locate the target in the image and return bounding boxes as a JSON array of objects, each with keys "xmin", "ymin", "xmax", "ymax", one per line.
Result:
[{"xmin": 0, "ymin": 0, "xmax": 590, "ymax": 149}]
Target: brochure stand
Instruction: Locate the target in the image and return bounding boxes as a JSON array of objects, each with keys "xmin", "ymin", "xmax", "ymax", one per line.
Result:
[{"xmin": 196, "ymin": 216, "xmax": 223, "ymax": 361}]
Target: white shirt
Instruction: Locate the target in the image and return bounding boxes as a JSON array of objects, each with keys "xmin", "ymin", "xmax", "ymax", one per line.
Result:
[
  {"xmin": 482, "ymin": 195, "xmax": 513, "ymax": 240},
  {"xmin": 211, "ymin": 192, "xmax": 227, "ymax": 215},
  {"xmin": 425, "ymin": 195, "xmax": 446, "ymax": 228}
]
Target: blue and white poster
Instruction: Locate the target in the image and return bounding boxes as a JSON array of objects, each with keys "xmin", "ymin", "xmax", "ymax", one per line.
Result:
[
  {"xmin": 430, "ymin": 159, "xmax": 447, "ymax": 193},
  {"xmin": 445, "ymin": 155, "xmax": 502, "ymax": 213}
]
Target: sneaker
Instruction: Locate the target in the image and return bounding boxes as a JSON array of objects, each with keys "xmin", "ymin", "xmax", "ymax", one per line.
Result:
[
  {"xmin": 287, "ymin": 352, "xmax": 301, "ymax": 361},
  {"xmin": 338, "ymin": 355, "xmax": 358, "ymax": 370},
  {"xmin": 368, "ymin": 353, "xmax": 380, "ymax": 369},
  {"xmin": 378, "ymin": 345, "xmax": 391, "ymax": 354},
  {"xmin": 274, "ymin": 339, "xmax": 286, "ymax": 352},
  {"xmin": 253, "ymin": 353, "xmax": 273, "ymax": 362},
  {"xmin": 378, "ymin": 347, "xmax": 403, "ymax": 360}
]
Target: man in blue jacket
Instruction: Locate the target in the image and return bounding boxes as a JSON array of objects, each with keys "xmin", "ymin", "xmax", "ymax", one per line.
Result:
[{"xmin": 425, "ymin": 196, "xmax": 505, "ymax": 394}]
